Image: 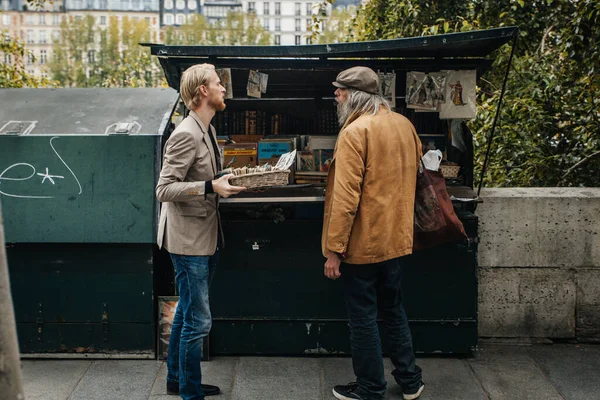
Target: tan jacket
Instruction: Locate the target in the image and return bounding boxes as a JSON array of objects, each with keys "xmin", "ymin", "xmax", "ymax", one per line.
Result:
[
  {"xmin": 156, "ymin": 110, "xmax": 223, "ymax": 256},
  {"xmin": 322, "ymin": 108, "xmax": 422, "ymax": 264}
]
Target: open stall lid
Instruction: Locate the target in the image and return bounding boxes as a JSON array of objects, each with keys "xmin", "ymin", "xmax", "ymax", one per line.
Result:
[
  {"xmin": 145, "ymin": 27, "xmax": 517, "ymax": 90},
  {"xmin": 146, "ymin": 27, "xmax": 519, "ymax": 202}
]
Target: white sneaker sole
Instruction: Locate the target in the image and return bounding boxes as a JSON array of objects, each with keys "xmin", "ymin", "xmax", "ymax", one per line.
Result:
[
  {"xmin": 332, "ymin": 388, "xmax": 358, "ymax": 400},
  {"xmin": 403, "ymin": 384, "xmax": 424, "ymax": 400}
]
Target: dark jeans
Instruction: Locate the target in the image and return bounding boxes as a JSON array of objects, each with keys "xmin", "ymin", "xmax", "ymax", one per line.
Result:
[
  {"xmin": 341, "ymin": 256, "xmax": 422, "ymax": 398},
  {"xmin": 166, "ymin": 252, "xmax": 218, "ymax": 400}
]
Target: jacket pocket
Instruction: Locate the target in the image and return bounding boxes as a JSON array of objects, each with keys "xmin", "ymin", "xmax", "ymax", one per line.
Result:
[{"xmin": 177, "ymin": 205, "xmax": 208, "ymax": 217}]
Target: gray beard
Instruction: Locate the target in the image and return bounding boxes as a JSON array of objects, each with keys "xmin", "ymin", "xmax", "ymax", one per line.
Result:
[{"xmin": 337, "ymin": 101, "xmax": 350, "ymax": 127}]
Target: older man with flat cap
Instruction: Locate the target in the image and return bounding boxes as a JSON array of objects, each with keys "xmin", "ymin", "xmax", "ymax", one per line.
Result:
[{"xmin": 323, "ymin": 66, "xmax": 425, "ymax": 400}]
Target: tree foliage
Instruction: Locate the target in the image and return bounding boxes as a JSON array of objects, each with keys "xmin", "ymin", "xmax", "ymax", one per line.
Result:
[
  {"xmin": 49, "ymin": 15, "xmax": 160, "ymax": 87},
  {"xmin": 1, "ymin": 6, "xmax": 55, "ymax": 88},
  {"xmin": 163, "ymin": 12, "xmax": 271, "ymax": 46},
  {"xmin": 331, "ymin": 0, "xmax": 600, "ymax": 187}
]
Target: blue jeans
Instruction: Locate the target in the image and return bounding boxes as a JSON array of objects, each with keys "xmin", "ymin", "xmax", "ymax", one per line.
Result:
[
  {"xmin": 167, "ymin": 252, "xmax": 218, "ymax": 400},
  {"xmin": 341, "ymin": 256, "xmax": 422, "ymax": 398}
]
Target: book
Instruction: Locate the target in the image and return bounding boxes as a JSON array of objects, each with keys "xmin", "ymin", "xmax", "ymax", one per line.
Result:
[
  {"xmin": 314, "ymin": 149, "xmax": 334, "ymax": 172},
  {"xmin": 223, "ymin": 143, "xmax": 258, "ymax": 168}
]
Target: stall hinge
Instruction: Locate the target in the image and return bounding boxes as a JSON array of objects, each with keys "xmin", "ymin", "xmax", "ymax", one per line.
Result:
[
  {"xmin": 36, "ymin": 302, "xmax": 44, "ymax": 343},
  {"xmin": 101, "ymin": 303, "xmax": 109, "ymax": 342},
  {"xmin": 105, "ymin": 121, "xmax": 141, "ymax": 135}
]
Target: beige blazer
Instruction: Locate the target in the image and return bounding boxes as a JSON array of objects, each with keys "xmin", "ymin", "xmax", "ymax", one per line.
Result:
[{"xmin": 156, "ymin": 110, "xmax": 223, "ymax": 256}]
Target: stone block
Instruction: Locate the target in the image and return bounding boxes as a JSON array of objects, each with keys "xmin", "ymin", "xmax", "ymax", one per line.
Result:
[
  {"xmin": 576, "ymin": 269, "xmax": 600, "ymax": 341},
  {"xmin": 478, "ymin": 268, "xmax": 576, "ymax": 338},
  {"xmin": 477, "ymin": 188, "xmax": 600, "ymax": 268}
]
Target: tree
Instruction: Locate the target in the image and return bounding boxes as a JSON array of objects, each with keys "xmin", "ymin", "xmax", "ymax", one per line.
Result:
[
  {"xmin": 346, "ymin": 0, "xmax": 600, "ymax": 187},
  {"xmin": 316, "ymin": 8, "xmax": 353, "ymax": 44},
  {"xmin": 49, "ymin": 15, "xmax": 160, "ymax": 87},
  {"xmin": 1, "ymin": 18, "xmax": 54, "ymax": 87},
  {"xmin": 163, "ymin": 12, "xmax": 271, "ymax": 46}
]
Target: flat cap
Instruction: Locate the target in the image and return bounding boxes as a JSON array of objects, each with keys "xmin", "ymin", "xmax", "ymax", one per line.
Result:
[{"xmin": 332, "ymin": 66, "xmax": 380, "ymax": 94}]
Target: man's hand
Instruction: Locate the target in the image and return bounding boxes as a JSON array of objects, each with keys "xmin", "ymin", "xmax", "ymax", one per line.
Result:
[
  {"xmin": 324, "ymin": 251, "xmax": 342, "ymax": 280},
  {"xmin": 212, "ymin": 174, "xmax": 246, "ymax": 198}
]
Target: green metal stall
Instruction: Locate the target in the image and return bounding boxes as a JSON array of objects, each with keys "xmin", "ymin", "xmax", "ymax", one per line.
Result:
[
  {"xmin": 0, "ymin": 88, "xmax": 178, "ymax": 357},
  {"xmin": 148, "ymin": 27, "xmax": 517, "ymax": 356}
]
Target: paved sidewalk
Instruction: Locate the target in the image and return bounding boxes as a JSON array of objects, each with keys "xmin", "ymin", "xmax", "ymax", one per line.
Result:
[{"xmin": 21, "ymin": 344, "xmax": 600, "ymax": 400}]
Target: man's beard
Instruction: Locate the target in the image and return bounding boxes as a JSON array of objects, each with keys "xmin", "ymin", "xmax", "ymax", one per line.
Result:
[
  {"xmin": 337, "ymin": 100, "xmax": 350, "ymax": 127},
  {"xmin": 210, "ymin": 96, "xmax": 226, "ymax": 112}
]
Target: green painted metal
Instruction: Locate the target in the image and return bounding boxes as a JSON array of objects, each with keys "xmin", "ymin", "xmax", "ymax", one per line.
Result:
[
  {"xmin": 0, "ymin": 135, "xmax": 160, "ymax": 243},
  {"xmin": 7, "ymin": 243, "xmax": 155, "ymax": 354},
  {"xmin": 210, "ymin": 210, "xmax": 478, "ymax": 355}
]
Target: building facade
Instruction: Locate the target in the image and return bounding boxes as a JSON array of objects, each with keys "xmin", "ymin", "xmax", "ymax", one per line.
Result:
[{"xmin": 1, "ymin": 0, "xmax": 160, "ymax": 80}]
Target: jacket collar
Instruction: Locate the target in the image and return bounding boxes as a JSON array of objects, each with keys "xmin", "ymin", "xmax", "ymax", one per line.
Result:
[
  {"xmin": 189, "ymin": 110, "xmax": 209, "ymax": 133},
  {"xmin": 189, "ymin": 109, "xmax": 218, "ymax": 175}
]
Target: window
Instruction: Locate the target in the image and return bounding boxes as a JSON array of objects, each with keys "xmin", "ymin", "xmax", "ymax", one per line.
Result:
[
  {"xmin": 39, "ymin": 13, "xmax": 46, "ymax": 24},
  {"xmin": 306, "ymin": 2, "xmax": 312, "ymax": 15},
  {"xmin": 274, "ymin": 35, "xmax": 280, "ymax": 45},
  {"xmin": 274, "ymin": 18, "xmax": 280, "ymax": 31},
  {"xmin": 295, "ymin": 18, "xmax": 300, "ymax": 31},
  {"xmin": 39, "ymin": 30, "xmax": 46, "ymax": 43},
  {"xmin": 40, "ymin": 49, "xmax": 47, "ymax": 64},
  {"xmin": 295, "ymin": 2, "xmax": 300, "ymax": 15},
  {"xmin": 4, "ymin": 54, "xmax": 11, "ymax": 64},
  {"xmin": 98, "ymin": 16, "xmax": 105, "ymax": 25},
  {"xmin": 99, "ymin": 0, "xmax": 107, "ymax": 8},
  {"xmin": 27, "ymin": 53, "xmax": 34, "ymax": 65},
  {"xmin": 176, "ymin": 0, "xmax": 185, "ymax": 9},
  {"xmin": 263, "ymin": 2, "xmax": 269, "ymax": 15},
  {"xmin": 145, "ymin": 16, "xmax": 150, "ymax": 23},
  {"xmin": 53, "ymin": 14, "xmax": 60, "ymax": 25},
  {"xmin": 132, "ymin": 0, "xmax": 140, "ymax": 9},
  {"xmin": 164, "ymin": 13, "xmax": 174, "ymax": 25},
  {"xmin": 295, "ymin": 35, "xmax": 300, "ymax": 45},
  {"xmin": 88, "ymin": 50, "xmax": 94, "ymax": 63},
  {"xmin": 247, "ymin": 2, "xmax": 255, "ymax": 13},
  {"xmin": 164, "ymin": 0, "xmax": 173, "ymax": 9},
  {"xmin": 26, "ymin": 29, "xmax": 34, "ymax": 43},
  {"xmin": 2, "ymin": 14, "xmax": 10, "ymax": 26},
  {"xmin": 263, "ymin": 18, "xmax": 269, "ymax": 30},
  {"xmin": 274, "ymin": 2, "xmax": 280, "ymax": 15},
  {"xmin": 176, "ymin": 13, "xmax": 184, "ymax": 25},
  {"xmin": 26, "ymin": 15, "xmax": 33, "ymax": 25},
  {"xmin": 41, "ymin": 72, "xmax": 48, "ymax": 79},
  {"xmin": 187, "ymin": 0, "xmax": 196, "ymax": 9},
  {"xmin": 52, "ymin": 30, "xmax": 60, "ymax": 40},
  {"xmin": 306, "ymin": 18, "xmax": 311, "ymax": 30}
]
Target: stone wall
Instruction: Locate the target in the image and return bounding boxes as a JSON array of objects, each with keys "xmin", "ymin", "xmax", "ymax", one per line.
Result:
[{"xmin": 476, "ymin": 188, "xmax": 600, "ymax": 342}]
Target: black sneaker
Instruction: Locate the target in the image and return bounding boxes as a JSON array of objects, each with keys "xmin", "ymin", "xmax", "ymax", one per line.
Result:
[
  {"xmin": 402, "ymin": 381, "xmax": 424, "ymax": 400},
  {"xmin": 166, "ymin": 381, "xmax": 221, "ymax": 396},
  {"xmin": 333, "ymin": 382, "xmax": 382, "ymax": 400}
]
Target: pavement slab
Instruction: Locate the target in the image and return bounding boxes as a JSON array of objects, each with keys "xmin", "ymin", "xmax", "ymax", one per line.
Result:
[
  {"xmin": 149, "ymin": 357, "xmax": 238, "ymax": 399},
  {"xmin": 17, "ymin": 344, "xmax": 600, "ymax": 400},
  {"xmin": 469, "ymin": 345, "xmax": 564, "ymax": 400},
  {"xmin": 69, "ymin": 360, "xmax": 161, "ymax": 400},
  {"xmin": 320, "ymin": 357, "xmax": 355, "ymax": 399},
  {"xmin": 231, "ymin": 357, "xmax": 321, "ymax": 400},
  {"xmin": 21, "ymin": 360, "xmax": 91, "ymax": 400},
  {"xmin": 393, "ymin": 358, "xmax": 487, "ymax": 400},
  {"xmin": 527, "ymin": 344, "xmax": 600, "ymax": 400}
]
